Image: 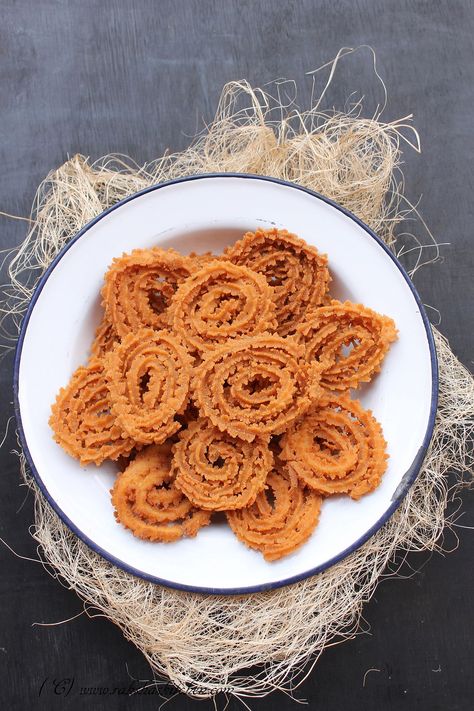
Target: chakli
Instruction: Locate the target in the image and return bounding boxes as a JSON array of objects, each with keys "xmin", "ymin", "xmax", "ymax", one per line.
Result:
[{"xmin": 2, "ymin": 52, "xmax": 473, "ymax": 700}]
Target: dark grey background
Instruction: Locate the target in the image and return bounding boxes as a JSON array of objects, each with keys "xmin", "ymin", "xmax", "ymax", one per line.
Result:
[{"xmin": 1, "ymin": 1, "xmax": 473, "ymax": 709}]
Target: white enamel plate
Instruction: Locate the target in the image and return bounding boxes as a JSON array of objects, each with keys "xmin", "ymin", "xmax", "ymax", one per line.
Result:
[{"xmin": 14, "ymin": 174, "xmax": 438, "ymax": 594}]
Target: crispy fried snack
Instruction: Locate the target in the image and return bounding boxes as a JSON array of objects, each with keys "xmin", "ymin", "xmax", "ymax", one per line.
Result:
[
  {"xmin": 101, "ymin": 247, "xmax": 193, "ymax": 337},
  {"xmin": 111, "ymin": 444, "xmax": 211, "ymax": 542},
  {"xmin": 50, "ymin": 226, "xmax": 397, "ymax": 560},
  {"xmin": 105, "ymin": 328, "xmax": 193, "ymax": 445},
  {"xmin": 227, "ymin": 462, "xmax": 322, "ymax": 561},
  {"xmin": 193, "ymin": 334, "xmax": 322, "ymax": 441},
  {"xmin": 49, "ymin": 359, "xmax": 134, "ymax": 466},
  {"xmin": 280, "ymin": 394, "xmax": 388, "ymax": 500},
  {"xmin": 296, "ymin": 300, "xmax": 398, "ymax": 390},
  {"xmin": 225, "ymin": 228, "xmax": 330, "ymax": 336},
  {"xmin": 172, "ymin": 419, "xmax": 273, "ymax": 510},
  {"xmin": 89, "ymin": 314, "xmax": 119, "ymax": 361},
  {"xmin": 169, "ymin": 260, "xmax": 277, "ymax": 355}
]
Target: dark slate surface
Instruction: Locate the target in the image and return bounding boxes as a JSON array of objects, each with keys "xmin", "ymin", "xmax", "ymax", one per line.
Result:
[{"xmin": 0, "ymin": 2, "xmax": 472, "ymax": 709}]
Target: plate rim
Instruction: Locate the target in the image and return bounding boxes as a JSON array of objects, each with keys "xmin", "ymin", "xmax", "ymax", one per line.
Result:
[{"xmin": 13, "ymin": 172, "xmax": 439, "ymax": 595}]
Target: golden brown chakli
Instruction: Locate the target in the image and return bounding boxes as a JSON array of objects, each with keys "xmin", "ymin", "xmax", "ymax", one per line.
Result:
[
  {"xmin": 50, "ymin": 232, "xmax": 396, "ymax": 560},
  {"xmin": 227, "ymin": 462, "xmax": 322, "ymax": 561},
  {"xmin": 112, "ymin": 444, "xmax": 211, "ymax": 542},
  {"xmin": 225, "ymin": 227, "xmax": 330, "ymax": 336},
  {"xmin": 172, "ymin": 418, "xmax": 273, "ymax": 510},
  {"xmin": 169, "ymin": 260, "xmax": 277, "ymax": 356},
  {"xmin": 192, "ymin": 333, "xmax": 323, "ymax": 441},
  {"xmin": 102, "ymin": 247, "xmax": 193, "ymax": 337},
  {"xmin": 105, "ymin": 327, "xmax": 192, "ymax": 445},
  {"xmin": 296, "ymin": 300, "xmax": 398, "ymax": 390},
  {"xmin": 280, "ymin": 394, "xmax": 388, "ymax": 500},
  {"xmin": 49, "ymin": 359, "xmax": 134, "ymax": 466}
]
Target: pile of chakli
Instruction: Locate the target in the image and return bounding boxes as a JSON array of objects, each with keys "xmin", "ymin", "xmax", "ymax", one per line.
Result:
[
  {"xmin": 49, "ymin": 226, "xmax": 397, "ymax": 560},
  {"xmin": 2, "ymin": 51, "xmax": 473, "ymax": 700}
]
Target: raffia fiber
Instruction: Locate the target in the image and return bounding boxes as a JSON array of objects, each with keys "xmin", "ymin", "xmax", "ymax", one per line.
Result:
[{"xmin": 2, "ymin": 64, "xmax": 473, "ymax": 701}]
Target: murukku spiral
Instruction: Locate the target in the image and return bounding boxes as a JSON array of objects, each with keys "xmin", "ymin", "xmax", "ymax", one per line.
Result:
[
  {"xmin": 105, "ymin": 328, "xmax": 193, "ymax": 445},
  {"xmin": 280, "ymin": 394, "xmax": 388, "ymax": 500},
  {"xmin": 49, "ymin": 360, "xmax": 134, "ymax": 466},
  {"xmin": 112, "ymin": 444, "xmax": 211, "ymax": 542},
  {"xmin": 51, "ymin": 226, "xmax": 397, "ymax": 560},
  {"xmin": 296, "ymin": 300, "xmax": 398, "ymax": 390},
  {"xmin": 227, "ymin": 462, "xmax": 322, "ymax": 561},
  {"xmin": 225, "ymin": 228, "xmax": 330, "ymax": 336},
  {"xmin": 193, "ymin": 334, "xmax": 323, "ymax": 441},
  {"xmin": 172, "ymin": 419, "xmax": 273, "ymax": 510},
  {"xmin": 169, "ymin": 260, "xmax": 277, "ymax": 355},
  {"xmin": 102, "ymin": 247, "xmax": 193, "ymax": 337}
]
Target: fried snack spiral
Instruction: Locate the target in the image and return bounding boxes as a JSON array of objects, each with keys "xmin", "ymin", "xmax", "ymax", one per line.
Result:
[
  {"xmin": 172, "ymin": 419, "xmax": 273, "ymax": 510},
  {"xmin": 193, "ymin": 334, "xmax": 322, "ymax": 441},
  {"xmin": 105, "ymin": 328, "xmax": 193, "ymax": 445},
  {"xmin": 280, "ymin": 394, "xmax": 388, "ymax": 500},
  {"xmin": 297, "ymin": 300, "xmax": 398, "ymax": 390},
  {"xmin": 169, "ymin": 260, "xmax": 277, "ymax": 355},
  {"xmin": 89, "ymin": 314, "xmax": 119, "ymax": 361},
  {"xmin": 227, "ymin": 463, "xmax": 322, "ymax": 561},
  {"xmin": 102, "ymin": 247, "xmax": 193, "ymax": 337},
  {"xmin": 225, "ymin": 228, "xmax": 330, "ymax": 336},
  {"xmin": 49, "ymin": 360, "xmax": 134, "ymax": 466},
  {"xmin": 112, "ymin": 444, "xmax": 211, "ymax": 542}
]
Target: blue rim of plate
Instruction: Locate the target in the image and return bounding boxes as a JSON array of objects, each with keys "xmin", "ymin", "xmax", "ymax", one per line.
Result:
[{"xmin": 13, "ymin": 173, "xmax": 439, "ymax": 595}]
